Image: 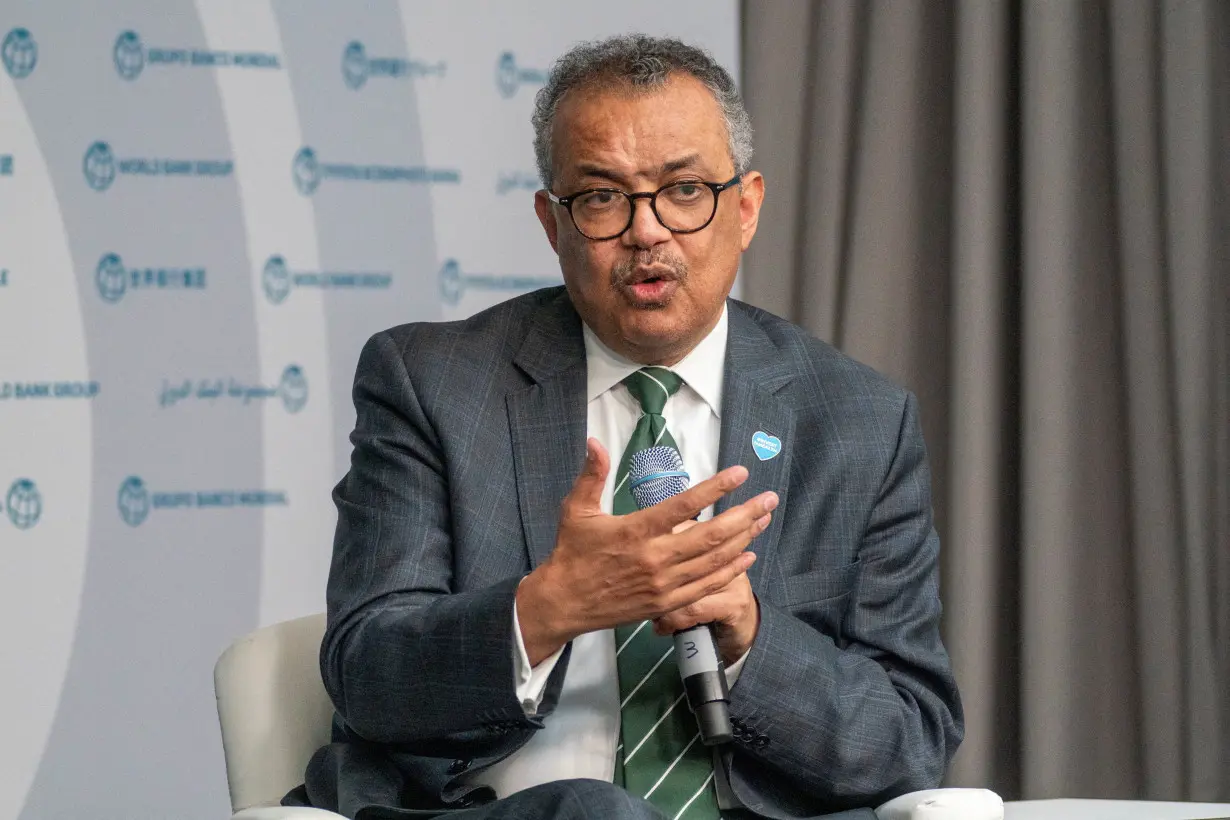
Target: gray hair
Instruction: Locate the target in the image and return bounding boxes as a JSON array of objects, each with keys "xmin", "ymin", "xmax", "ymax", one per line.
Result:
[{"xmin": 532, "ymin": 34, "xmax": 753, "ymax": 190}]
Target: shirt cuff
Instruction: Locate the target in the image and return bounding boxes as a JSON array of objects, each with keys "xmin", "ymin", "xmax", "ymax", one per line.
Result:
[
  {"xmin": 723, "ymin": 648, "xmax": 750, "ymax": 688},
  {"xmin": 511, "ymin": 597, "xmax": 565, "ymax": 715}
]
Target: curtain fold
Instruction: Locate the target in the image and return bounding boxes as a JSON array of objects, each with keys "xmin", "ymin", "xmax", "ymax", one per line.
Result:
[
  {"xmin": 741, "ymin": 0, "xmax": 1229, "ymax": 801},
  {"xmin": 947, "ymin": 0, "xmax": 1021, "ymax": 798}
]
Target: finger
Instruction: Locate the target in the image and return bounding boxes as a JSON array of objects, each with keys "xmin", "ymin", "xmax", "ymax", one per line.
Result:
[
  {"xmin": 653, "ymin": 596, "xmax": 723, "ymax": 635},
  {"xmin": 661, "ymin": 552, "xmax": 756, "ymax": 617},
  {"xmin": 694, "ymin": 493, "xmax": 778, "ymax": 543},
  {"xmin": 671, "ymin": 519, "xmax": 699, "ymax": 535},
  {"xmin": 653, "ymin": 566, "xmax": 753, "ymax": 633},
  {"xmin": 653, "ymin": 605, "xmax": 716, "ymax": 636},
  {"xmin": 659, "ymin": 580, "xmax": 733, "ymax": 634},
  {"xmin": 669, "ymin": 512, "xmax": 770, "ymax": 586},
  {"xmin": 662, "ymin": 493, "xmax": 777, "ymax": 565},
  {"xmin": 566, "ymin": 438, "xmax": 609, "ymax": 513},
  {"xmin": 640, "ymin": 465, "xmax": 749, "ymax": 532}
]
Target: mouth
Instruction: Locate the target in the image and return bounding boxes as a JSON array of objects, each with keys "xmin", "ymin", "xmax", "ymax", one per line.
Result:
[{"xmin": 622, "ymin": 266, "xmax": 680, "ymax": 304}]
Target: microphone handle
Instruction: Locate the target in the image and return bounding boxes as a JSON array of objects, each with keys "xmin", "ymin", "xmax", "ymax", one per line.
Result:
[{"xmin": 673, "ymin": 623, "xmax": 733, "ymax": 745}]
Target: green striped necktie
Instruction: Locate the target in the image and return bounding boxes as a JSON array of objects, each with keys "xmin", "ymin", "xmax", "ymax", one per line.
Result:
[{"xmin": 612, "ymin": 367, "xmax": 720, "ymax": 819}]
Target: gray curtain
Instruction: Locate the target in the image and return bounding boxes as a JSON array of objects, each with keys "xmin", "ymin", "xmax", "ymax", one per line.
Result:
[{"xmin": 740, "ymin": 0, "xmax": 1229, "ymax": 802}]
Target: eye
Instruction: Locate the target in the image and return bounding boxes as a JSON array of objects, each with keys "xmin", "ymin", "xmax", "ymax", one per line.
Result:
[
  {"xmin": 665, "ymin": 183, "xmax": 706, "ymax": 204},
  {"xmin": 576, "ymin": 190, "xmax": 622, "ymax": 211}
]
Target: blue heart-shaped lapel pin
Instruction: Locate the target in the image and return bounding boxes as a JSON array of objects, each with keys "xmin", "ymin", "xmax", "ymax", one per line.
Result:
[{"xmin": 751, "ymin": 431, "xmax": 781, "ymax": 461}]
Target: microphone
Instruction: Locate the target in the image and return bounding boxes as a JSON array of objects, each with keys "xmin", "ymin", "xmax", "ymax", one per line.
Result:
[{"xmin": 628, "ymin": 446, "xmax": 734, "ymax": 746}]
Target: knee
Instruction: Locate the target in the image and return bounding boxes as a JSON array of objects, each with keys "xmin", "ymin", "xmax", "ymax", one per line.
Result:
[{"xmin": 531, "ymin": 779, "xmax": 662, "ymax": 818}]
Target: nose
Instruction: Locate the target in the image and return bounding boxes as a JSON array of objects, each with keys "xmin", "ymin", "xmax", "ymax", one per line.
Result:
[{"xmin": 621, "ymin": 196, "xmax": 672, "ymax": 249}]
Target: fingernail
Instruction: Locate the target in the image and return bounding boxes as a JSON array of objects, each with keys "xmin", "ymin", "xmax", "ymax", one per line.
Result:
[
  {"xmin": 757, "ymin": 513, "xmax": 771, "ymax": 531},
  {"xmin": 762, "ymin": 493, "xmax": 779, "ymax": 512}
]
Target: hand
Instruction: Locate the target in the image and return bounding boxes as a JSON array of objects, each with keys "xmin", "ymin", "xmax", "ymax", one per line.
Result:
[
  {"xmin": 516, "ymin": 438, "xmax": 777, "ymax": 665},
  {"xmin": 652, "ymin": 568, "xmax": 759, "ymax": 667}
]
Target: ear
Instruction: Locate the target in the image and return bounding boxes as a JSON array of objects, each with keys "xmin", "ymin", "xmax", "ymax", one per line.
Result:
[
  {"xmin": 535, "ymin": 190, "xmax": 560, "ymax": 254},
  {"xmin": 737, "ymin": 171, "xmax": 765, "ymax": 252}
]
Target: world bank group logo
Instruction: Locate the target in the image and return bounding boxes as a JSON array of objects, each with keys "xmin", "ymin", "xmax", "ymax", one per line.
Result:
[
  {"xmin": 117, "ymin": 476, "xmax": 151, "ymax": 527},
  {"xmin": 82, "ymin": 140, "xmax": 233, "ymax": 192},
  {"xmin": 158, "ymin": 364, "xmax": 308, "ymax": 413},
  {"xmin": 279, "ymin": 365, "xmax": 309, "ymax": 413},
  {"xmin": 1, "ymin": 379, "xmax": 100, "ymax": 400},
  {"xmin": 439, "ymin": 259, "xmax": 463, "ymax": 305},
  {"xmin": 341, "ymin": 40, "xmax": 445, "ymax": 90},
  {"xmin": 292, "ymin": 145, "xmax": 459, "ymax": 196},
  {"xmin": 3, "ymin": 27, "xmax": 38, "ymax": 79},
  {"xmin": 439, "ymin": 258, "xmax": 560, "ymax": 306},
  {"xmin": 96, "ymin": 252, "xmax": 207, "ymax": 303},
  {"xmin": 117, "ymin": 475, "xmax": 287, "ymax": 527},
  {"xmin": 4, "ymin": 478, "xmax": 42, "ymax": 530},
  {"xmin": 114, "ymin": 29, "xmax": 280, "ymax": 81},
  {"xmin": 262, "ymin": 253, "xmax": 392, "ymax": 304},
  {"xmin": 341, "ymin": 41, "xmax": 367, "ymax": 89},
  {"xmin": 96, "ymin": 252, "xmax": 126, "ymax": 300},
  {"xmin": 263, "ymin": 255, "xmax": 292, "ymax": 303},
  {"xmin": 113, "ymin": 30, "xmax": 145, "ymax": 80},
  {"xmin": 83, "ymin": 141, "xmax": 117, "ymax": 191},
  {"xmin": 495, "ymin": 51, "xmax": 546, "ymax": 99},
  {"xmin": 292, "ymin": 147, "xmax": 320, "ymax": 195}
]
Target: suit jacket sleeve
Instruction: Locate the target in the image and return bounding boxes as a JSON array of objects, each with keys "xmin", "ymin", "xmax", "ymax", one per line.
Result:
[
  {"xmin": 319, "ymin": 330, "xmax": 568, "ymax": 749},
  {"xmin": 726, "ymin": 391, "xmax": 963, "ymax": 817}
]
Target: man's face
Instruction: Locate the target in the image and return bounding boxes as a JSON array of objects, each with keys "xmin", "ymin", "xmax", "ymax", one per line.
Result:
[{"xmin": 534, "ymin": 74, "xmax": 764, "ymax": 365}]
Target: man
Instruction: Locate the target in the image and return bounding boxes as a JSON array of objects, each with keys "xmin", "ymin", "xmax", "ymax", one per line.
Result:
[{"xmin": 286, "ymin": 34, "xmax": 962, "ymax": 820}]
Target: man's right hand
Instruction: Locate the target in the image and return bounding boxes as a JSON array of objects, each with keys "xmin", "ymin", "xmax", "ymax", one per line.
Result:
[{"xmin": 515, "ymin": 437, "xmax": 777, "ymax": 666}]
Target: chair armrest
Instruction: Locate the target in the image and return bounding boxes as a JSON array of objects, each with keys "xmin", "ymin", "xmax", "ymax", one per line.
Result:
[
  {"xmin": 214, "ymin": 613, "xmax": 333, "ymax": 812},
  {"xmin": 876, "ymin": 788, "xmax": 1005, "ymax": 820},
  {"xmin": 232, "ymin": 806, "xmax": 347, "ymax": 820}
]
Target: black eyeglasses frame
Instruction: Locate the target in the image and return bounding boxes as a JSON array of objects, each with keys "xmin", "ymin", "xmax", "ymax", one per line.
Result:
[{"xmin": 546, "ymin": 173, "xmax": 743, "ymax": 241}]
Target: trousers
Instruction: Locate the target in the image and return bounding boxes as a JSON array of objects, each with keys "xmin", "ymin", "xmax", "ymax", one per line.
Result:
[{"xmin": 352, "ymin": 779, "xmax": 877, "ymax": 820}]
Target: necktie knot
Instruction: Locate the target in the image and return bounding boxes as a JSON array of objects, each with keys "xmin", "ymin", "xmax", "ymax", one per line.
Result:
[{"xmin": 623, "ymin": 367, "xmax": 684, "ymax": 416}]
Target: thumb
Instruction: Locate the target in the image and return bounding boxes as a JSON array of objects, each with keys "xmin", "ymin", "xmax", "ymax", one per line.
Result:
[{"xmin": 569, "ymin": 437, "xmax": 609, "ymax": 512}]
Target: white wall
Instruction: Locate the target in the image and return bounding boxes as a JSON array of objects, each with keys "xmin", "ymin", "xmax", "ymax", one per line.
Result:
[{"xmin": 0, "ymin": 3, "xmax": 738, "ymax": 817}]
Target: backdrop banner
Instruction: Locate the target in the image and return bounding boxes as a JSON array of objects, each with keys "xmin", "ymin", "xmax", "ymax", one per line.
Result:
[{"xmin": 0, "ymin": 3, "xmax": 738, "ymax": 817}]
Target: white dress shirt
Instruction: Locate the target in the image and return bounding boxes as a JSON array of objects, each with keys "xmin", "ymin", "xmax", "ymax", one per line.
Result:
[{"xmin": 468, "ymin": 305, "xmax": 742, "ymax": 797}]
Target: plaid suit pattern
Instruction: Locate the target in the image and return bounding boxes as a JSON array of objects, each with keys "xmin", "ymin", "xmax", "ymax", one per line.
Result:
[{"xmin": 290, "ymin": 288, "xmax": 963, "ymax": 819}]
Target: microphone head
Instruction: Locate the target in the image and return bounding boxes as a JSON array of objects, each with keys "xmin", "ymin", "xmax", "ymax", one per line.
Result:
[{"xmin": 628, "ymin": 445, "xmax": 690, "ymax": 509}]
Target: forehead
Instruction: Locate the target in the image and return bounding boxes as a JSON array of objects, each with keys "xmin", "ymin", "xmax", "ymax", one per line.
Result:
[{"xmin": 551, "ymin": 73, "xmax": 730, "ymax": 182}]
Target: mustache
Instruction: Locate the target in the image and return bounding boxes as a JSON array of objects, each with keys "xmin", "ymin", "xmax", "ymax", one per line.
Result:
[{"xmin": 610, "ymin": 251, "xmax": 689, "ymax": 289}]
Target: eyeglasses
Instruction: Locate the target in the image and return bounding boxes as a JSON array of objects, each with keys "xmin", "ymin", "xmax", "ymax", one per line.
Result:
[{"xmin": 547, "ymin": 174, "xmax": 742, "ymax": 241}]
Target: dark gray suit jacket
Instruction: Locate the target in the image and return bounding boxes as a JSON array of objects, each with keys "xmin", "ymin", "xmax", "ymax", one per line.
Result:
[{"xmin": 286, "ymin": 288, "xmax": 963, "ymax": 819}]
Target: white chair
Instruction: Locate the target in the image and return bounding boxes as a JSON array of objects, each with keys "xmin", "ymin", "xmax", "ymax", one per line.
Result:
[
  {"xmin": 214, "ymin": 613, "xmax": 340, "ymax": 820},
  {"xmin": 214, "ymin": 615, "xmax": 1002, "ymax": 820}
]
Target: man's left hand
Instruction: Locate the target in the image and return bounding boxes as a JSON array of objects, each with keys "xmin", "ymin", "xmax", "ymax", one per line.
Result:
[{"xmin": 652, "ymin": 571, "xmax": 760, "ymax": 666}]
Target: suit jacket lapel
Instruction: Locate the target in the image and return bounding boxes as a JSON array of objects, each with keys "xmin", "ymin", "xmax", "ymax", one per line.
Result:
[
  {"xmin": 507, "ymin": 292, "xmax": 588, "ymax": 569},
  {"xmin": 716, "ymin": 303, "xmax": 796, "ymax": 594}
]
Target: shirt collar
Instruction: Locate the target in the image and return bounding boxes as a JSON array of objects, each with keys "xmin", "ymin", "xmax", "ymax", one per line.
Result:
[{"xmin": 582, "ymin": 303, "xmax": 728, "ymax": 417}]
